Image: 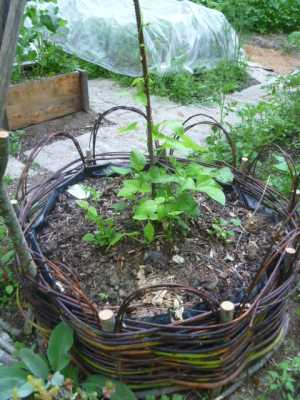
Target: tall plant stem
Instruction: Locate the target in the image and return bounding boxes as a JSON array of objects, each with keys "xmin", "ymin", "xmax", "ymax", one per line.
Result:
[{"xmin": 133, "ymin": 0, "xmax": 154, "ymax": 167}]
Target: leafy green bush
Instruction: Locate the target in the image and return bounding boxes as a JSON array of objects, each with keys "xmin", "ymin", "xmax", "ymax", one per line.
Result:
[
  {"xmin": 205, "ymin": 72, "xmax": 300, "ymax": 194},
  {"xmin": 194, "ymin": 0, "xmax": 300, "ymax": 33}
]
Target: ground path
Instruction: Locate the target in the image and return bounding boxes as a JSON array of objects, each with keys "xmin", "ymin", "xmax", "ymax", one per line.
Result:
[{"xmin": 6, "ymin": 62, "xmax": 276, "ymax": 178}]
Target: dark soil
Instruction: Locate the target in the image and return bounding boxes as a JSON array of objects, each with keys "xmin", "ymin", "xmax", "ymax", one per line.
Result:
[{"xmin": 39, "ymin": 175, "xmax": 279, "ymax": 313}]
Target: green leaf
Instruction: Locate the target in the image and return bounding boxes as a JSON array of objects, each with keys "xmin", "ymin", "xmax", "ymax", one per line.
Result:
[
  {"xmin": 17, "ymin": 382, "xmax": 34, "ymax": 398},
  {"xmin": 199, "ymin": 185, "xmax": 226, "ymax": 206},
  {"xmin": 111, "ymin": 202, "xmax": 128, "ymax": 212},
  {"xmin": 134, "ymin": 199, "xmax": 162, "ymax": 221},
  {"xmin": 144, "ymin": 222, "xmax": 155, "ymax": 243},
  {"xmin": 118, "ymin": 122, "xmax": 139, "ymax": 134},
  {"xmin": 181, "ymin": 134, "xmax": 206, "ymax": 153},
  {"xmin": 134, "ymin": 92, "xmax": 147, "ymax": 106},
  {"xmin": 76, "ymin": 200, "xmax": 89, "ymax": 210},
  {"xmin": 118, "ymin": 180, "xmax": 140, "ymax": 198},
  {"xmin": 1, "ymin": 250, "xmax": 15, "ymax": 265},
  {"xmin": 110, "ymin": 166, "xmax": 131, "ymax": 176},
  {"xmin": 214, "ymin": 167, "xmax": 234, "ymax": 183},
  {"xmin": 5, "ymin": 285, "xmax": 14, "ymax": 295},
  {"xmin": 19, "ymin": 348, "xmax": 49, "ymax": 380},
  {"xmin": 83, "ymin": 233, "xmax": 96, "ymax": 244},
  {"xmin": 108, "ymin": 232, "xmax": 125, "ymax": 247},
  {"xmin": 0, "ymin": 366, "xmax": 28, "ymax": 400},
  {"xmin": 130, "ymin": 150, "xmax": 147, "ymax": 172},
  {"xmin": 47, "ymin": 322, "xmax": 74, "ymax": 372}
]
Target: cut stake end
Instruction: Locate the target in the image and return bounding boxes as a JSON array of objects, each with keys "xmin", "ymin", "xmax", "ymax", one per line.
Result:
[
  {"xmin": 99, "ymin": 309, "xmax": 115, "ymax": 332},
  {"xmin": 0, "ymin": 130, "xmax": 9, "ymax": 139}
]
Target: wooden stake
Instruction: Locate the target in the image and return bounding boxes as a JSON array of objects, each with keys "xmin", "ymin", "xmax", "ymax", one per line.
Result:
[
  {"xmin": 220, "ymin": 301, "xmax": 235, "ymax": 323},
  {"xmin": 283, "ymin": 247, "xmax": 296, "ymax": 277},
  {"xmin": 99, "ymin": 309, "xmax": 115, "ymax": 332},
  {"xmin": 10, "ymin": 199, "xmax": 20, "ymax": 215},
  {"xmin": 240, "ymin": 157, "xmax": 249, "ymax": 174},
  {"xmin": 212, "ymin": 301, "xmax": 235, "ymax": 398}
]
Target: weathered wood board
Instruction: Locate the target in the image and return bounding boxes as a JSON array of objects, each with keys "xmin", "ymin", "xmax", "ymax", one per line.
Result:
[{"xmin": 6, "ymin": 70, "xmax": 89, "ymax": 130}]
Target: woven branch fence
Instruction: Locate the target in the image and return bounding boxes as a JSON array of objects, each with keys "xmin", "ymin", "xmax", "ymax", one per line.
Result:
[{"xmin": 16, "ymin": 109, "xmax": 300, "ymax": 397}]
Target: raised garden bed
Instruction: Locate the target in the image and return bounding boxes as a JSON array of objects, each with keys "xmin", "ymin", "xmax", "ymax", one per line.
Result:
[
  {"xmin": 15, "ymin": 107, "xmax": 300, "ymax": 398},
  {"xmin": 6, "ymin": 70, "xmax": 89, "ymax": 130}
]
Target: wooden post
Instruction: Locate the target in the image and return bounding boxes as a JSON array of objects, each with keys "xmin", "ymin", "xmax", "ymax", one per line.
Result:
[
  {"xmin": 220, "ymin": 301, "xmax": 235, "ymax": 323},
  {"xmin": 78, "ymin": 70, "xmax": 90, "ymax": 112},
  {"xmin": 283, "ymin": 247, "xmax": 296, "ymax": 278},
  {"xmin": 211, "ymin": 301, "xmax": 235, "ymax": 399},
  {"xmin": 240, "ymin": 157, "xmax": 249, "ymax": 174},
  {"xmin": 98, "ymin": 309, "xmax": 115, "ymax": 332},
  {"xmin": 0, "ymin": 0, "xmax": 26, "ymax": 128}
]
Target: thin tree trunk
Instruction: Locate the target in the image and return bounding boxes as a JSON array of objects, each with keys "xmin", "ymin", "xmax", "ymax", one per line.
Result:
[
  {"xmin": 0, "ymin": 0, "xmax": 26, "ymax": 128},
  {"xmin": 0, "ymin": 1, "xmax": 37, "ymax": 279},
  {"xmin": 0, "ymin": 131, "xmax": 37, "ymax": 277}
]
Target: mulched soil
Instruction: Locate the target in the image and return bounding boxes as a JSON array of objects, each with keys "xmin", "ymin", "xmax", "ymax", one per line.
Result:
[{"xmin": 39, "ymin": 175, "xmax": 280, "ymax": 315}]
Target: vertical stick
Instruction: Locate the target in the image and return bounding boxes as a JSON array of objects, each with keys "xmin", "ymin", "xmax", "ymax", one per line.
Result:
[
  {"xmin": 240, "ymin": 157, "xmax": 249, "ymax": 174},
  {"xmin": 220, "ymin": 301, "xmax": 235, "ymax": 323},
  {"xmin": 0, "ymin": 131, "xmax": 37, "ymax": 277},
  {"xmin": 211, "ymin": 301, "xmax": 235, "ymax": 399},
  {"xmin": 133, "ymin": 0, "xmax": 154, "ymax": 167},
  {"xmin": 99, "ymin": 309, "xmax": 115, "ymax": 332},
  {"xmin": 0, "ymin": 0, "xmax": 26, "ymax": 127}
]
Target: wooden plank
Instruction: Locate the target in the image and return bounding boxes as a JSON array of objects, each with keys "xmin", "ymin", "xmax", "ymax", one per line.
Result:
[
  {"xmin": 6, "ymin": 71, "xmax": 89, "ymax": 130},
  {"xmin": 0, "ymin": 0, "xmax": 26, "ymax": 128}
]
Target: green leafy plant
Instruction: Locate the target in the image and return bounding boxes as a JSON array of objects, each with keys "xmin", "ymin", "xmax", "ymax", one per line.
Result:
[
  {"xmin": 0, "ymin": 321, "xmax": 137, "ymax": 400},
  {"xmin": 12, "ymin": 0, "xmax": 74, "ymax": 82},
  {"xmin": 205, "ymin": 71, "xmax": 300, "ymax": 195},
  {"xmin": 207, "ymin": 217, "xmax": 241, "ymax": 242},
  {"xmin": 77, "ymin": 200, "xmax": 137, "ymax": 249},
  {"xmin": 0, "ymin": 219, "xmax": 16, "ymax": 306},
  {"xmin": 8, "ymin": 130, "xmax": 24, "ymax": 157},
  {"xmin": 260, "ymin": 356, "xmax": 300, "ymax": 400},
  {"xmin": 117, "ymin": 122, "xmax": 233, "ymax": 242},
  {"xmin": 0, "ymin": 322, "xmax": 74, "ymax": 400},
  {"xmin": 194, "ymin": 0, "xmax": 300, "ymax": 34}
]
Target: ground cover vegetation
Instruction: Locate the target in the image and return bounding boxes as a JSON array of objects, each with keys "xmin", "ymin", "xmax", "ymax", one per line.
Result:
[
  {"xmin": 12, "ymin": 0, "xmax": 249, "ymax": 105},
  {"xmin": 195, "ymin": 0, "xmax": 300, "ymax": 34}
]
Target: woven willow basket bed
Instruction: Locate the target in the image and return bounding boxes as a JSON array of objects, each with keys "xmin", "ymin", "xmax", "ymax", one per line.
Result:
[{"xmin": 16, "ymin": 109, "xmax": 300, "ymax": 397}]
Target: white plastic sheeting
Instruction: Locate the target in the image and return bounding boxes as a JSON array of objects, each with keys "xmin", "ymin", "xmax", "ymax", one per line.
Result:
[{"xmin": 51, "ymin": 0, "xmax": 240, "ymax": 76}]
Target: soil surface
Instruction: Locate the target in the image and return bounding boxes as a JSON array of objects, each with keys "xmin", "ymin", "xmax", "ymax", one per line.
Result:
[
  {"xmin": 245, "ymin": 34, "xmax": 300, "ymax": 74},
  {"xmin": 39, "ymin": 175, "xmax": 279, "ymax": 315}
]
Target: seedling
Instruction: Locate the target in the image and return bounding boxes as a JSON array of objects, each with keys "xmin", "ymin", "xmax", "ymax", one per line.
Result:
[
  {"xmin": 208, "ymin": 217, "xmax": 241, "ymax": 242},
  {"xmin": 77, "ymin": 200, "xmax": 138, "ymax": 249}
]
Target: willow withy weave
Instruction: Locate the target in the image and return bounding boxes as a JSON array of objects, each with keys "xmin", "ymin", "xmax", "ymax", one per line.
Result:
[{"xmin": 15, "ymin": 109, "xmax": 300, "ymax": 396}]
